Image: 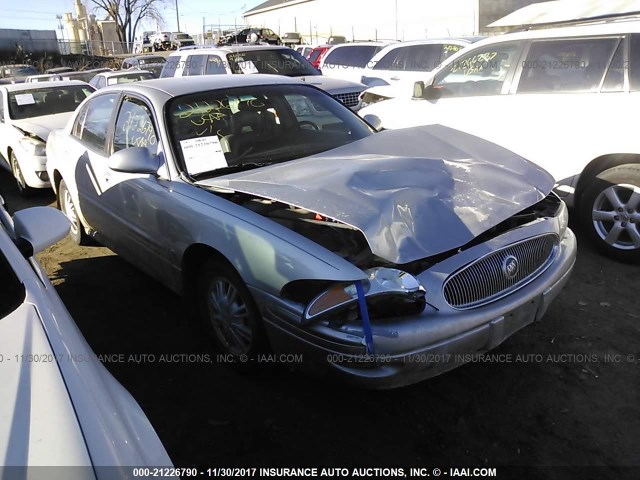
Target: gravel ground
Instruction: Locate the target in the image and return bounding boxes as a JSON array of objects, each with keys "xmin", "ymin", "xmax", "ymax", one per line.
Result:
[{"xmin": 2, "ymin": 169, "xmax": 639, "ymax": 476}]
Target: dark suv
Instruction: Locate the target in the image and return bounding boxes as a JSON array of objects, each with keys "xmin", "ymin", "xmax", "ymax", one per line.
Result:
[{"xmin": 219, "ymin": 28, "xmax": 281, "ymax": 46}]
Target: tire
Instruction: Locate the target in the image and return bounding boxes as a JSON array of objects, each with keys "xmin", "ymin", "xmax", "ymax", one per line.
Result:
[
  {"xmin": 579, "ymin": 163, "xmax": 640, "ymax": 262},
  {"xmin": 197, "ymin": 259, "xmax": 267, "ymax": 361},
  {"xmin": 10, "ymin": 152, "xmax": 35, "ymax": 197},
  {"xmin": 58, "ymin": 179, "xmax": 89, "ymax": 245}
]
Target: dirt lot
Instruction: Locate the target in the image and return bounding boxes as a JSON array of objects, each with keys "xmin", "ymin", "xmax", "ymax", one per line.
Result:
[{"xmin": 2, "ymin": 169, "xmax": 639, "ymax": 475}]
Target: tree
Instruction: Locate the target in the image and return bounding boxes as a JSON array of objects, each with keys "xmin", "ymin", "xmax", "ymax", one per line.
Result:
[{"xmin": 89, "ymin": 0, "xmax": 166, "ymax": 47}]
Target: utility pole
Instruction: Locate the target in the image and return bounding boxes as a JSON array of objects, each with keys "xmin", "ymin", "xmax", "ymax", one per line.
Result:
[
  {"xmin": 395, "ymin": 0, "xmax": 398, "ymax": 40},
  {"xmin": 175, "ymin": 0, "xmax": 180, "ymax": 31}
]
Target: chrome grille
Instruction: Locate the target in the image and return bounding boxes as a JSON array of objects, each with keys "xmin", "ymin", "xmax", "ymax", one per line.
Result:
[
  {"xmin": 443, "ymin": 234, "xmax": 558, "ymax": 309},
  {"xmin": 332, "ymin": 91, "xmax": 361, "ymax": 108}
]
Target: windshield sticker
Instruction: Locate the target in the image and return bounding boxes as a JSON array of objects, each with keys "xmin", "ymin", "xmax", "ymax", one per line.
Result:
[
  {"xmin": 238, "ymin": 60, "xmax": 259, "ymax": 74},
  {"xmin": 180, "ymin": 136, "xmax": 227, "ymax": 175},
  {"xmin": 14, "ymin": 93, "xmax": 36, "ymax": 106}
]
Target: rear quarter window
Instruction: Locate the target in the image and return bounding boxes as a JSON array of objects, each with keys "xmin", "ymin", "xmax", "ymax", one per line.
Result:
[{"xmin": 161, "ymin": 57, "xmax": 182, "ymax": 78}]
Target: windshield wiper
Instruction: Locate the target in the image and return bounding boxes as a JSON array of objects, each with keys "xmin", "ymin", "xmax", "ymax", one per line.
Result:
[{"xmin": 191, "ymin": 162, "xmax": 274, "ymax": 180}]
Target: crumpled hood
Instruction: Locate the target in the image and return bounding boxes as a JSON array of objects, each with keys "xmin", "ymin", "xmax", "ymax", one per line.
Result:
[
  {"xmin": 12, "ymin": 112, "xmax": 73, "ymax": 142},
  {"xmin": 200, "ymin": 125, "xmax": 554, "ymax": 264}
]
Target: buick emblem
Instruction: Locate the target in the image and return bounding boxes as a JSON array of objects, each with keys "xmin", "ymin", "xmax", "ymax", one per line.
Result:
[{"xmin": 502, "ymin": 255, "xmax": 519, "ymax": 279}]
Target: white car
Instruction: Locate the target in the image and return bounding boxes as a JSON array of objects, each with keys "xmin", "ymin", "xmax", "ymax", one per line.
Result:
[
  {"xmin": 24, "ymin": 74, "xmax": 64, "ymax": 83},
  {"xmin": 160, "ymin": 45, "xmax": 367, "ymax": 110},
  {"xmin": 89, "ymin": 70, "xmax": 154, "ymax": 89},
  {"xmin": 151, "ymin": 31, "xmax": 172, "ymax": 51},
  {"xmin": 359, "ymin": 37, "xmax": 483, "ymax": 103},
  {"xmin": 360, "ymin": 20, "xmax": 640, "ymax": 262},
  {"xmin": 0, "ymin": 197, "xmax": 172, "ymax": 470},
  {"xmin": 0, "ymin": 81, "xmax": 94, "ymax": 195},
  {"xmin": 318, "ymin": 42, "xmax": 389, "ymax": 83}
]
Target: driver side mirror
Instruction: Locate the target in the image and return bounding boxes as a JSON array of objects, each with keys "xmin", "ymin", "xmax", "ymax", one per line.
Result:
[
  {"xmin": 13, "ymin": 207, "xmax": 70, "ymax": 255},
  {"xmin": 413, "ymin": 81, "xmax": 441, "ymax": 101},
  {"xmin": 362, "ymin": 114, "xmax": 383, "ymax": 132},
  {"xmin": 108, "ymin": 147, "xmax": 160, "ymax": 174}
]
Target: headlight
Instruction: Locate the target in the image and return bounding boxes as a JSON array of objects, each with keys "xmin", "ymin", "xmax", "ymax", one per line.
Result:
[
  {"xmin": 303, "ymin": 268, "xmax": 425, "ymax": 323},
  {"xmin": 19, "ymin": 137, "xmax": 46, "ymax": 156},
  {"xmin": 557, "ymin": 199, "xmax": 569, "ymax": 238},
  {"xmin": 359, "ymin": 92, "xmax": 390, "ymax": 108}
]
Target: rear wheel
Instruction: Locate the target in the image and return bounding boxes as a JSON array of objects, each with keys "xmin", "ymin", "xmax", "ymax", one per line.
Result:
[
  {"xmin": 58, "ymin": 179, "xmax": 89, "ymax": 245},
  {"xmin": 197, "ymin": 259, "xmax": 267, "ymax": 361},
  {"xmin": 10, "ymin": 152, "xmax": 34, "ymax": 197},
  {"xmin": 579, "ymin": 164, "xmax": 640, "ymax": 262}
]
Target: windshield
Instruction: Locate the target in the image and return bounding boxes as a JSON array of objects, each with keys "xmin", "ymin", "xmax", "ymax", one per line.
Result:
[
  {"xmin": 227, "ymin": 49, "xmax": 319, "ymax": 77},
  {"xmin": 8, "ymin": 85, "xmax": 94, "ymax": 119},
  {"xmin": 176, "ymin": 34, "xmax": 191, "ymax": 39},
  {"xmin": 166, "ymin": 84, "xmax": 372, "ymax": 178},
  {"xmin": 4, "ymin": 65, "xmax": 37, "ymax": 77}
]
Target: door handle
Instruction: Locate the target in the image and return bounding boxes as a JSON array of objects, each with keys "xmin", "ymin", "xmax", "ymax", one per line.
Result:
[{"xmin": 390, "ymin": 76, "xmax": 400, "ymax": 81}]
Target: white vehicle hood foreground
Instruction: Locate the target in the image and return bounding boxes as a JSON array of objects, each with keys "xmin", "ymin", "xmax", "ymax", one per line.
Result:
[
  {"xmin": 11, "ymin": 112, "xmax": 73, "ymax": 141},
  {"xmin": 200, "ymin": 125, "xmax": 554, "ymax": 264}
]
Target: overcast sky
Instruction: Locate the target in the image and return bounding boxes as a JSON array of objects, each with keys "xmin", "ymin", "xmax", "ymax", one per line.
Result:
[{"xmin": 1, "ymin": 0, "xmax": 264, "ymax": 36}]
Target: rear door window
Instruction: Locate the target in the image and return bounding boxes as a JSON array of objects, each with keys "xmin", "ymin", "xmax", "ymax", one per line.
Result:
[
  {"xmin": 518, "ymin": 37, "xmax": 620, "ymax": 93},
  {"xmin": 376, "ymin": 44, "xmax": 443, "ymax": 72},
  {"xmin": 630, "ymin": 34, "xmax": 640, "ymax": 91},
  {"xmin": 324, "ymin": 46, "xmax": 380, "ymax": 68},
  {"xmin": 205, "ymin": 55, "xmax": 226, "ymax": 75}
]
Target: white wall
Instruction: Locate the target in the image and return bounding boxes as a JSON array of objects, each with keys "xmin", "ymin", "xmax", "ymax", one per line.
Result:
[{"xmin": 244, "ymin": 0, "xmax": 479, "ymax": 44}]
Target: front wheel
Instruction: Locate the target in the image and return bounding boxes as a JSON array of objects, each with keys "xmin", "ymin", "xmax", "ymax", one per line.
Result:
[
  {"xmin": 10, "ymin": 152, "xmax": 34, "ymax": 197},
  {"xmin": 579, "ymin": 164, "xmax": 640, "ymax": 262},
  {"xmin": 197, "ymin": 260, "xmax": 267, "ymax": 359},
  {"xmin": 58, "ymin": 179, "xmax": 89, "ymax": 245}
]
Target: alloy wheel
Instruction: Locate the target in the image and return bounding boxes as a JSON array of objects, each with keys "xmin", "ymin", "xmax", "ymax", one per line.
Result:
[{"xmin": 592, "ymin": 183, "xmax": 640, "ymax": 250}]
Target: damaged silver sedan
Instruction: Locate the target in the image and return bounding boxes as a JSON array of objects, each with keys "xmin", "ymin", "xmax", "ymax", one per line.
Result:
[{"xmin": 46, "ymin": 75, "xmax": 576, "ymax": 388}]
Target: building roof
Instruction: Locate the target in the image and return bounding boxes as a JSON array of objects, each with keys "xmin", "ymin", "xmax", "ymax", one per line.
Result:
[
  {"xmin": 489, "ymin": 0, "xmax": 640, "ymax": 27},
  {"xmin": 245, "ymin": 0, "xmax": 314, "ymax": 16}
]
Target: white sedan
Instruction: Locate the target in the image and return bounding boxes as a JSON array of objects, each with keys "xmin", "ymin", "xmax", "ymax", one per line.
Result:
[
  {"xmin": 0, "ymin": 81, "xmax": 94, "ymax": 195},
  {"xmin": 0, "ymin": 196, "xmax": 172, "ymax": 471}
]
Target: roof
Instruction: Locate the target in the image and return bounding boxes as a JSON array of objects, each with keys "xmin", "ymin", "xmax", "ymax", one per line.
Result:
[
  {"xmin": 375, "ymin": 37, "xmax": 485, "ymax": 49},
  {"xmin": 0, "ymin": 80, "xmax": 89, "ymax": 92},
  {"xmin": 489, "ymin": 0, "xmax": 640, "ymax": 27},
  {"xmin": 245, "ymin": 0, "xmax": 313, "ymax": 16},
  {"xmin": 478, "ymin": 17, "xmax": 640, "ymax": 43},
  {"xmin": 98, "ymin": 70, "xmax": 153, "ymax": 78},
  {"xmin": 98, "ymin": 73, "xmax": 302, "ymax": 98}
]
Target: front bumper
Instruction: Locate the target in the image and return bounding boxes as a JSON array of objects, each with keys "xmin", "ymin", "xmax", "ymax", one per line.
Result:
[
  {"xmin": 14, "ymin": 150, "xmax": 50, "ymax": 189},
  {"xmin": 255, "ymin": 226, "xmax": 577, "ymax": 389}
]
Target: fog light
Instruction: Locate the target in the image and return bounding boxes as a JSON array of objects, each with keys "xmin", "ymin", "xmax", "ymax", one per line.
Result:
[{"xmin": 36, "ymin": 171, "xmax": 49, "ymax": 182}]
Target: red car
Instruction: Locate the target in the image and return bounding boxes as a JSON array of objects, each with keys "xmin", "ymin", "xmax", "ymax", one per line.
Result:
[{"xmin": 307, "ymin": 45, "xmax": 331, "ymax": 69}]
